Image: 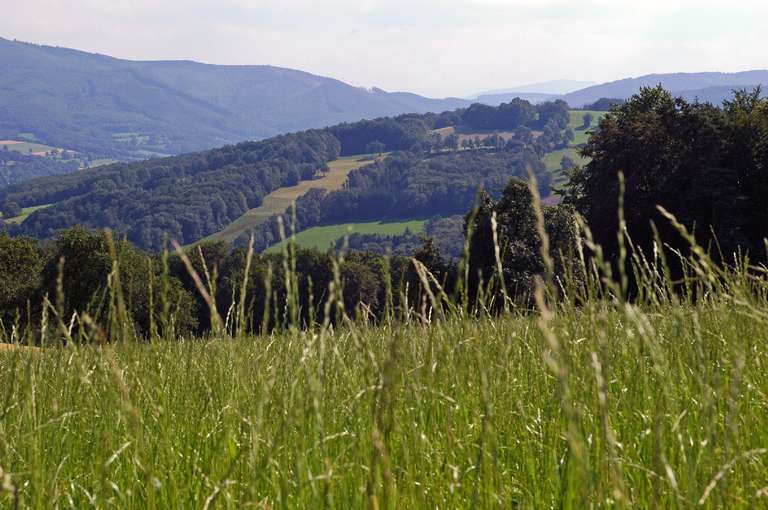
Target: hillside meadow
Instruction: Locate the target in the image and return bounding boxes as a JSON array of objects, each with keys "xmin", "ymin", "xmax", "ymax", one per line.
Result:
[{"xmin": 195, "ymin": 155, "xmax": 382, "ymax": 246}]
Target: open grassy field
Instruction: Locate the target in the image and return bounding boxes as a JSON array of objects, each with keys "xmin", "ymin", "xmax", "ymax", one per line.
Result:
[
  {"xmin": 266, "ymin": 219, "xmax": 426, "ymax": 253},
  {"xmin": 432, "ymin": 126, "xmax": 518, "ymax": 145},
  {"xmin": 199, "ymin": 155, "xmax": 380, "ymax": 245},
  {"xmin": 2, "ymin": 205, "xmax": 768, "ymax": 508},
  {"xmin": 0, "ymin": 203, "xmax": 53, "ymax": 224},
  {"xmin": 540, "ymin": 111, "xmax": 609, "ymax": 184},
  {"xmin": 568, "ymin": 110, "xmax": 608, "ymax": 146},
  {"xmin": 0, "ymin": 140, "xmax": 61, "ymax": 156},
  {"xmin": 2, "ymin": 276, "xmax": 767, "ymax": 508}
]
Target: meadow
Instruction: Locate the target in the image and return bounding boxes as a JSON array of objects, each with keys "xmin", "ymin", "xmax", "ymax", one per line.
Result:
[
  {"xmin": 0, "ymin": 140, "xmax": 61, "ymax": 156},
  {"xmin": 265, "ymin": 219, "xmax": 425, "ymax": 253},
  {"xmin": 542, "ymin": 111, "xmax": 610, "ymax": 184},
  {"xmin": 1, "ymin": 206, "xmax": 767, "ymax": 508},
  {"xmin": 199, "ymin": 155, "xmax": 380, "ymax": 245},
  {"xmin": 0, "ymin": 203, "xmax": 53, "ymax": 224},
  {"xmin": 568, "ymin": 110, "xmax": 607, "ymax": 146}
]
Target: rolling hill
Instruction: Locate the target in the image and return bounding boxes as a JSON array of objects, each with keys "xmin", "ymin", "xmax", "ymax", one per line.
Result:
[
  {"xmin": 0, "ymin": 99, "xmax": 562, "ymax": 251},
  {"xmin": 0, "ymin": 38, "xmax": 469, "ymax": 158}
]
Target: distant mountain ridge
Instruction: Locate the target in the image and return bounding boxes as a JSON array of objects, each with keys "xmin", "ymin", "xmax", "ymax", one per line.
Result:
[
  {"xmin": 0, "ymin": 38, "xmax": 470, "ymax": 157},
  {"xmin": 472, "ymin": 80, "xmax": 593, "ymax": 106},
  {"xmin": 474, "ymin": 80, "xmax": 595, "ymax": 97},
  {"xmin": 561, "ymin": 71, "xmax": 768, "ymax": 107}
]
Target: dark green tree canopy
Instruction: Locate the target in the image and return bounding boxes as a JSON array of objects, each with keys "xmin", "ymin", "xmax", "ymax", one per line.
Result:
[{"xmin": 568, "ymin": 85, "xmax": 768, "ymax": 268}]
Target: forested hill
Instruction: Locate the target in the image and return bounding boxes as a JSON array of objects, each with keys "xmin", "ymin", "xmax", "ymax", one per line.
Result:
[
  {"xmin": 0, "ymin": 98, "xmax": 571, "ymax": 250},
  {"xmin": 0, "ymin": 38, "xmax": 469, "ymax": 157}
]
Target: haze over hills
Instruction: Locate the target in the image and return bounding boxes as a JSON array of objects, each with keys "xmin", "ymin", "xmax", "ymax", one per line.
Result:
[
  {"xmin": 472, "ymin": 79, "xmax": 594, "ymax": 106},
  {"xmin": 0, "ymin": 37, "xmax": 470, "ymax": 158},
  {"xmin": 475, "ymin": 80, "xmax": 595, "ymax": 97}
]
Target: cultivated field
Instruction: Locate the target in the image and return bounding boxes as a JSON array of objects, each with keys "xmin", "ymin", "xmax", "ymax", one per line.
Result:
[
  {"xmin": 266, "ymin": 219, "xmax": 426, "ymax": 253},
  {"xmin": 200, "ymin": 155, "xmax": 379, "ymax": 245}
]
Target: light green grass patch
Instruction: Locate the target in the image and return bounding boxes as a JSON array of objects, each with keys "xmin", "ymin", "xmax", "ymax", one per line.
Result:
[
  {"xmin": 0, "ymin": 203, "xmax": 53, "ymax": 224},
  {"xmin": 199, "ymin": 154, "xmax": 382, "ymax": 245},
  {"xmin": 266, "ymin": 219, "xmax": 426, "ymax": 253},
  {"xmin": 568, "ymin": 110, "xmax": 608, "ymax": 146},
  {"xmin": 0, "ymin": 141, "xmax": 58, "ymax": 155}
]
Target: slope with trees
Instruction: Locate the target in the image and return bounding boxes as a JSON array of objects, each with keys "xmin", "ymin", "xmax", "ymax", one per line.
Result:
[
  {"xmin": 0, "ymin": 37, "xmax": 469, "ymax": 158},
  {"xmin": 1, "ymin": 99, "xmax": 570, "ymax": 251}
]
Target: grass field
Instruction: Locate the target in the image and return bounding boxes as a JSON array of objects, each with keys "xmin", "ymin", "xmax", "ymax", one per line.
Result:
[
  {"xmin": 0, "ymin": 140, "xmax": 60, "ymax": 156},
  {"xmin": 568, "ymin": 110, "xmax": 608, "ymax": 146},
  {"xmin": 540, "ymin": 111, "xmax": 609, "ymax": 183},
  {"xmin": 2, "ymin": 254, "xmax": 767, "ymax": 508},
  {"xmin": 0, "ymin": 203, "xmax": 53, "ymax": 224},
  {"xmin": 432, "ymin": 126, "xmax": 517, "ymax": 145},
  {"xmin": 266, "ymin": 219, "xmax": 426, "ymax": 253},
  {"xmin": 199, "ymin": 155, "xmax": 380, "ymax": 245}
]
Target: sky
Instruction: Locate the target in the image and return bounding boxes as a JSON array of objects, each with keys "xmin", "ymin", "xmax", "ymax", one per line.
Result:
[{"xmin": 2, "ymin": 0, "xmax": 767, "ymax": 98}]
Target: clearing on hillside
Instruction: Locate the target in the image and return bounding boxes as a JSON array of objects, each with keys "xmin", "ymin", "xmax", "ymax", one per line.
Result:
[
  {"xmin": 540, "ymin": 110, "xmax": 610, "ymax": 184},
  {"xmin": 266, "ymin": 219, "xmax": 426, "ymax": 253},
  {"xmin": 0, "ymin": 140, "xmax": 72, "ymax": 157},
  {"xmin": 431, "ymin": 126, "xmax": 518, "ymax": 145},
  {"xmin": 199, "ymin": 154, "xmax": 381, "ymax": 245},
  {"xmin": 0, "ymin": 203, "xmax": 54, "ymax": 225},
  {"xmin": 568, "ymin": 110, "xmax": 608, "ymax": 146}
]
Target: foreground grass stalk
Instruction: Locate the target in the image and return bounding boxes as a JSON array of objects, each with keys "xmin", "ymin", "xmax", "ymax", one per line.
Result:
[{"xmin": 2, "ymin": 210, "xmax": 768, "ymax": 508}]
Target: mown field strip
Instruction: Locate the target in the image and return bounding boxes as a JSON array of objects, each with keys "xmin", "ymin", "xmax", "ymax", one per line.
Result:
[{"xmin": 199, "ymin": 154, "xmax": 379, "ymax": 245}]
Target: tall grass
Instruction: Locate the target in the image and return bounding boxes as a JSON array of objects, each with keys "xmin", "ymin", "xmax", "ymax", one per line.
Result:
[{"xmin": 1, "ymin": 197, "xmax": 768, "ymax": 508}]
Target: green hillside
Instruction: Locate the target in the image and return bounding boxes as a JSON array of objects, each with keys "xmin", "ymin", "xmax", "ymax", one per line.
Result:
[
  {"xmin": 541, "ymin": 110, "xmax": 609, "ymax": 182},
  {"xmin": 0, "ymin": 38, "xmax": 468, "ymax": 158},
  {"xmin": 0, "ymin": 203, "xmax": 53, "ymax": 225},
  {"xmin": 1, "ymin": 99, "xmax": 560, "ymax": 251},
  {"xmin": 200, "ymin": 155, "xmax": 381, "ymax": 245}
]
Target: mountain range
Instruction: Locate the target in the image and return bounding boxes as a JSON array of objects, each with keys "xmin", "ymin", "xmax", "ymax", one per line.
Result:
[
  {"xmin": 560, "ymin": 71, "xmax": 768, "ymax": 107},
  {"xmin": 2, "ymin": 37, "xmax": 767, "ymax": 160},
  {"xmin": 0, "ymin": 37, "xmax": 469, "ymax": 157}
]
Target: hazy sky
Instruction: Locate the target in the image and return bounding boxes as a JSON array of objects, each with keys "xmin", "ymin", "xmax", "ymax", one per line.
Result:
[{"xmin": 3, "ymin": 0, "xmax": 766, "ymax": 97}]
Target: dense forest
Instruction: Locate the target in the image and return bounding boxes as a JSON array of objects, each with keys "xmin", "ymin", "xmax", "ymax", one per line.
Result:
[
  {"xmin": 0, "ymin": 178, "xmax": 579, "ymax": 336},
  {"xmin": 1, "ymin": 98, "xmax": 571, "ymax": 250},
  {"xmin": 566, "ymin": 85, "xmax": 768, "ymax": 272},
  {"xmin": 1, "ymin": 131, "xmax": 342, "ymax": 248}
]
